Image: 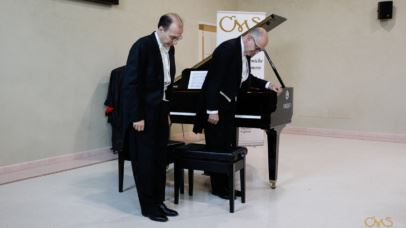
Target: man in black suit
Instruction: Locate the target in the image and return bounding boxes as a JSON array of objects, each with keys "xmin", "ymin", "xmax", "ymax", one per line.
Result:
[
  {"xmin": 193, "ymin": 27, "xmax": 282, "ymax": 199},
  {"xmin": 121, "ymin": 13, "xmax": 183, "ymax": 222}
]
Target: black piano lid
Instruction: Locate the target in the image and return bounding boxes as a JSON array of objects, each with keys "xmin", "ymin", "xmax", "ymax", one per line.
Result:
[{"xmin": 254, "ymin": 14, "xmax": 287, "ymax": 33}]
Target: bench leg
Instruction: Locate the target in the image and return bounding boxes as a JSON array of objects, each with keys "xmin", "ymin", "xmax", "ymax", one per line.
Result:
[
  {"xmin": 174, "ymin": 163, "xmax": 180, "ymax": 204},
  {"xmin": 180, "ymin": 169, "xmax": 184, "ymax": 194},
  {"xmin": 188, "ymin": 169, "xmax": 194, "ymax": 196},
  {"xmin": 240, "ymin": 166, "xmax": 246, "ymax": 203},
  {"xmin": 228, "ymin": 168, "xmax": 235, "ymax": 213}
]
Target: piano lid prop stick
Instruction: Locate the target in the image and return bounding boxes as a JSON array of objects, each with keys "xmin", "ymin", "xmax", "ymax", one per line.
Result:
[{"xmin": 263, "ymin": 50, "xmax": 286, "ymax": 89}]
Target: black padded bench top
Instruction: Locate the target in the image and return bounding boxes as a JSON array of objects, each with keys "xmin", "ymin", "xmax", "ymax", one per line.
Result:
[{"xmin": 173, "ymin": 144, "xmax": 248, "ymax": 162}]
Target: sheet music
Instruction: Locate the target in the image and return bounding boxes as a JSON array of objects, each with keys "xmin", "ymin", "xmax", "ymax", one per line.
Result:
[{"xmin": 187, "ymin": 71, "xmax": 207, "ymax": 89}]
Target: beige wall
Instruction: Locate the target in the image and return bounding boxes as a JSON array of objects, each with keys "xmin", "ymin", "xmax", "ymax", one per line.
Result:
[
  {"xmin": 237, "ymin": 0, "xmax": 406, "ymax": 133},
  {"xmin": 1, "ymin": 0, "xmax": 405, "ymax": 166},
  {"xmin": 0, "ymin": 0, "xmax": 237, "ymax": 166}
]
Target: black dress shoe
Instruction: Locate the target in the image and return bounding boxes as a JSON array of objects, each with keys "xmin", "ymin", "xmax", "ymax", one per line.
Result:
[
  {"xmin": 159, "ymin": 203, "xmax": 178, "ymax": 217},
  {"xmin": 142, "ymin": 211, "xmax": 168, "ymax": 222}
]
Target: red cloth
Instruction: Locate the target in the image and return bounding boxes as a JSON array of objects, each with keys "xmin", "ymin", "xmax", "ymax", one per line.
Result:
[{"xmin": 105, "ymin": 106, "xmax": 114, "ymax": 114}]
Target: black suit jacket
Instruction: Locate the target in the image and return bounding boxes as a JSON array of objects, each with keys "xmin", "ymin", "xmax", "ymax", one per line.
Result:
[
  {"xmin": 122, "ymin": 32, "xmax": 175, "ymax": 132},
  {"xmin": 105, "ymin": 66, "xmax": 125, "ymax": 152},
  {"xmin": 193, "ymin": 37, "xmax": 268, "ymax": 133}
]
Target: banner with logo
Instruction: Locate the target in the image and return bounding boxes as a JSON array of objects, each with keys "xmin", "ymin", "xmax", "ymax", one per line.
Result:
[{"xmin": 216, "ymin": 11, "xmax": 266, "ymax": 145}]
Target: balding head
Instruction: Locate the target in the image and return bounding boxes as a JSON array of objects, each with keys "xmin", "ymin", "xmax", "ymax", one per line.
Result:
[
  {"xmin": 158, "ymin": 13, "xmax": 183, "ymax": 31},
  {"xmin": 243, "ymin": 27, "xmax": 268, "ymax": 56},
  {"xmin": 157, "ymin": 13, "xmax": 184, "ymax": 48},
  {"xmin": 250, "ymin": 27, "xmax": 268, "ymax": 47}
]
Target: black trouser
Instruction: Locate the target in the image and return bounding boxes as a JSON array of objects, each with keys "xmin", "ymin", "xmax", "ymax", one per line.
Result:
[
  {"xmin": 128, "ymin": 101, "xmax": 169, "ymax": 214},
  {"xmin": 204, "ymin": 97, "xmax": 236, "ymax": 195}
]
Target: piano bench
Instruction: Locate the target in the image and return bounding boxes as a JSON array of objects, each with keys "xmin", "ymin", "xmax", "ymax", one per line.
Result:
[
  {"xmin": 118, "ymin": 140, "xmax": 185, "ymax": 193},
  {"xmin": 172, "ymin": 144, "xmax": 247, "ymax": 213}
]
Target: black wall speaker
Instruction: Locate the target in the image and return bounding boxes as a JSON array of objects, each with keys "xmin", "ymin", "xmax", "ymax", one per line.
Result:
[{"xmin": 378, "ymin": 1, "xmax": 393, "ymax": 20}]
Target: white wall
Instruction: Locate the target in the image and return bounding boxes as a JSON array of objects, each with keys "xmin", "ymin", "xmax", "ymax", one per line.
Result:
[
  {"xmin": 0, "ymin": 0, "xmax": 237, "ymax": 166},
  {"xmin": 237, "ymin": 0, "xmax": 406, "ymax": 133}
]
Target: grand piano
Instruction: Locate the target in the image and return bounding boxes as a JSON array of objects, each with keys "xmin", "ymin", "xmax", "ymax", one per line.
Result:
[{"xmin": 169, "ymin": 14, "xmax": 293, "ymax": 189}]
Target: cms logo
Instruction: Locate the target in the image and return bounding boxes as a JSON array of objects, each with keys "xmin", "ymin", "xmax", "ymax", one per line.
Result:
[
  {"xmin": 364, "ymin": 216, "xmax": 393, "ymax": 227},
  {"xmin": 219, "ymin": 16, "xmax": 261, "ymax": 32}
]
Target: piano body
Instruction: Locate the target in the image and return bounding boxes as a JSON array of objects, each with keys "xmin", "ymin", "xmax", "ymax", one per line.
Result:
[{"xmin": 170, "ymin": 14, "xmax": 293, "ymax": 189}]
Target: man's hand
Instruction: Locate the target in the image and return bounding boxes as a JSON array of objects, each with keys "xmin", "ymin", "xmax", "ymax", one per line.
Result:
[
  {"xmin": 168, "ymin": 115, "xmax": 171, "ymax": 126},
  {"xmin": 269, "ymin": 84, "xmax": 283, "ymax": 96},
  {"xmin": 133, "ymin": 120, "xmax": 145, "ymax": 132},
  {"xmin": 207, "ymin": 113, "xmax": 219, "ymax": 125}
]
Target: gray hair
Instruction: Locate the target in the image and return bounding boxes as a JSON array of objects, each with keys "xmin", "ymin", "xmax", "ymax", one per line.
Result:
[{"xmin": 249, "ymin": 27, "xmax": 266, "ymax": 40}]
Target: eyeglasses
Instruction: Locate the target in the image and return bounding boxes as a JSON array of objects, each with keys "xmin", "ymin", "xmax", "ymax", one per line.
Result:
[
  {"xmin": 169, "ymin": 35, "xmax": 183, "ymax": 42},
  {"xmin": 251, "ymin": 37, "xmax": 262, "ymax": 52},
  {"xmin": 166, "ymin": 34, "xmax": 182, "ymax": 45}
]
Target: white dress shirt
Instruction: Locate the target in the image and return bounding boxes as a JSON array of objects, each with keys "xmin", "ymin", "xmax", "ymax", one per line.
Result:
[
  {"xmin": 154, "ymin": 32, "xmax": 171, "ymax": 101},
  {"xmin": 241, "ymin": 37, "xmax": 249, "ymax": 85}
]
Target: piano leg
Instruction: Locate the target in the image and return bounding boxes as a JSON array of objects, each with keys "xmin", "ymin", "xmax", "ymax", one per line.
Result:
[
  {"xmin": 265, "ymin": 126, "xmax": 283, "ymax": 189},
  {"xmin": 270, "ymin": 180, "xmax": 277, "ymax": 189}
]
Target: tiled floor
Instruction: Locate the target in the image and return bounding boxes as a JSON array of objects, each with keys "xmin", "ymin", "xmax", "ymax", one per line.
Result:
[{"xmin": 1, "ymin": 134, "xmax": 405, "ymax": 228}]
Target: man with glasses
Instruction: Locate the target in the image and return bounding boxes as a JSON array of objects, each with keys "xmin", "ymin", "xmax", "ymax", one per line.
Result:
[
  {"xmin": 121, "ymin": 13, "xmax": 183, "ymax": 222},
  {"xmin": 193, "ymin": 27, "xmax": 282, "ymax": 199}
]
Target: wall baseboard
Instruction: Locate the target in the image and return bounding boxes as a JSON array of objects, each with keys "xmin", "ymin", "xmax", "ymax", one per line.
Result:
[
  {"xmin": 0, "ymin": 147, "xmax": 117, "ymax": 185},
  {"xmin": 283, "ymin": 127, "xmax": 406, "ymax": 144},
  {"xmin": 0, "ymin": 133, "xmax": 202, "ymax": 186}
]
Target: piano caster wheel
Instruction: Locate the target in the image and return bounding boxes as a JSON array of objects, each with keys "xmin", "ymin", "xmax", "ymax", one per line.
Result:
[{"xmin": 270, "ymin": 180, "xmax": 277, "ymax": 189}]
